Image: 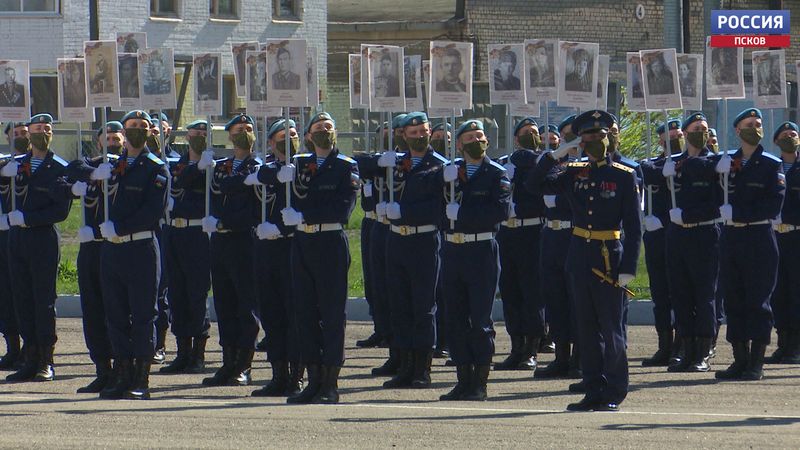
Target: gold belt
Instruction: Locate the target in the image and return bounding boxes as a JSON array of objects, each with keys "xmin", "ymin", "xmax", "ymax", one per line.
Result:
[{"xmin": 572, "ymin": 227, "xmax": 621, "ymax": 241}]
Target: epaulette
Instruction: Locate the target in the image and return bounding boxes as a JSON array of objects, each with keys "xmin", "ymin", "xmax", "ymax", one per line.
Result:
[
  {"xmin": 495, "ymin": 154, "xmax": 509, "ymax": 165},
  {"xmin": 489, "ymin": 160, "xmax": 506, "ymax": 171},
  {"xmin": 337, "ymin": 153, "xmax": 356, "ymax": 164},
  {"xmin": 567, "ymin": 161, "xmax": 589, "ymax": 168},
  {"xmin": 293, "ymin": 153, "xmax": 313, "ymax": 160},
  {"xmin": 253, "ymin": 156, "xmax": 263, "ymax": 165},
  {"xmin": 761, "ymin": 152, "xmax": 781, "ymax": 163},
  {"xmin": 166, "ymin": 156, "xmax": 181, "ymax": 165},
  {"xmin": 617, "ymin": 155, "xmax": 640, "ymax": 168},
  {"xmin": 107, "ymin": 154, "xmax": 120, "ymax": 161},
  {"xmin": 147, "ymin": 153, "xmax": 165, "ymax": 165},
  {"xmin": 611, "ymin": 162, "xmax": 635, "ymax": 173},
  {"xmin": 13, "ymin": 154, "xmax": 26, "ymax": 162},
  {"xmin": 431, "ymin": 152, "xmax": 448, "ymax": 164},
  {"xmin": 51, "ymin": 154, "xmax": 68, "ymax": 167}
]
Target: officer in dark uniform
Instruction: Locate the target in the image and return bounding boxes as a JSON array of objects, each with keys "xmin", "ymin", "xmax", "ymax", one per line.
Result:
[
  {"xmin": 639, "ymin": 119, "xmax": 680, "ymax": 367},
  {"xmin": 529, "ymin": 110, "xmax": 641, "ymax": 412},
  {"xmin": 70, "ymin": 110, "xmax": 168, "ymax": 399},
  {"xmin": 715, "ymin": 108, "xmax": 784, "ymax": 381},
  {"xmin": 0, "ymin": 114, "xmax": 71, "ymax": 383},
  {"xmin": 438, "ymin": 120, "xmax": 511, "ymax": 401},
  {"xmin": 0, "ymin": 122, "xmax": 28, "ymax": 370},
  {"xmin": 199, "ymin": 114, "xmax": 260, "ymax": 387},
  {"xmin": 429, "ymin": 122, "xmax": 452, "ymax": 358},
  {"xmin": 766, "ymin": 121, "xmax": 800, "ymax": 364},
  {"xmin": 159, "ymin": 120, "xmax": 211, "ymax": 374},
  {"xmin": 245, "ymin": 118, "xmax": 304, "ymax": 397},
  {"xmin": 430, "ymin": 122, "xmax": 452, "ymax": 157},
  {"xmin": 494, "ymin": 117, "xmax": 546, "ymax": 371},
  {"xmin": 260, "ymin": 112, "xmax": 358, "ymax": 404},
  {"xmin": 69, "ymin": 121, "xmax": 123, "ymax": 393}
]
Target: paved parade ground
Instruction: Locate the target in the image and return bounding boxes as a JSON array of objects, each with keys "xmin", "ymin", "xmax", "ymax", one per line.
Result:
[{"xmin": 0, "ymin": 319, "xmax": 798, "ymax": 448}]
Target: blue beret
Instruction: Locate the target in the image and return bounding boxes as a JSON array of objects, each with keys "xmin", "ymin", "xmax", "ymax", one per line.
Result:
[
  {"xmin": 96, "ymin": 121, "xmax": 124, "ymax": 137},
  {"xmin": 185, "ymin": 120, "xmax": 208, "ymax": 131},
  {"xmin": 610, "ymin": 113, "xmax": 618, "ymax": 124},
  {"xmin": 3, "ymin": 122, "xmax": 25, "ymax": 135},
  {"xmin": 431, "ymin": 122, "xmax": 453, "ymax": 133},
  {"xmin": 401, "ymin": 112, "xmax": 428, "ymax": 128},
  {"xmin": 708, "ymin": 128, "xmax": 717, "ymax": 137},
  {"xmin": 391, "ymin": 114, "xmax": 407, "ymax": 130},
  {"xmin": 774, "ymin": 121, "xmax": 799, "ymax": 142},
  {"xmin": 681, "ymin": 113, "xmax": 707, "ymax": 131},
  {"xmin": 224, "ymin": 114, "xmax": 254, "ymax": 131},
  {"xmin": 542, "ymin": 124, "xmax": 559, "ymax": 135},
  {"xmin": 307, "ymin": 112, "xmax": 335, "ymax": 132},
  {"xmin": 514, "ymin": 117, "xmax": 538, "ymax": 136},
  {"xmin": 557, "ymin": 114, "xmax": 576, "ymax": 133},
  {"xmin": 268, "ymin": 118, "xmax": 296, "ymax": 139},
  {"xmin": 148, "ymin": 117, "xmax": 160, "ymax": 127},
  {"xmin": 456, "ymin": 120, "xmax": 484, "ymax": 139},
  {"xmin": 121, "ymin": 110, "xmax": 152, "ymax": 125},
  {"xmin": 657, "ymin": 118, "xmax": 681, "ymax": 135},
  {"xmin": 733, "ymin": 108, "xmax": 762, "ymax": 128},
  {"xmin": 27, "ymin": 113, "xmax": 53, "ymax": 126},
  {"xmin": 155, "ymin": 112, "xmax": 169, "ymax": 124},
  {"xmin": 374, "ymin": 121, "xmax": 389, "ymax": 133},
  {"xmin": 571, "ymin": 110, "xmax": 615, "ymax": 135}
]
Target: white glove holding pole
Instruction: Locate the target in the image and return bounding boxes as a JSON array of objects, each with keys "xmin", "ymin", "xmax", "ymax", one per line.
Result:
[
  {"xmin": 443, "ymin": 165, "xmax": 459, "ymax": 182},
  {"xmin": 386, "ymin": 202, "xmax": 401, "ymax": 220},
  {"xmin": 543, "ymin": 195, "xmax": 557, "ymax": 209},
  {"xmin": 662, "ymin": 160, "xmax": 677, "ymax": 178},
  {"xmin": 8, "ymin": 210, "xmax": 24, "ymax": 227},
  {"xmin": 715, "ymin": 155, "xmax": 732, "ymax": 174},
  {"xmin": 643, "ymin": 215, "xmax": 663, "ymax": 232},
  {"xmin": 71, "ymin": 181, "xmax": 88, "ymax": 197},
  {"xmin": 508, "ymin": 202, "xmax": 517, "ymax": 218},
  {"xmin": 0, "ymin": 161, "xmax": 18, "ymax": 178},
  {"xmin": 167, "ymin": 196, "xmax": 175, "ymax": 212},
  {"xmin": 99, "ymin": 221, "xmax": 118, "ymax": 239},
  {"xmin": 198, "ymin": 150, "xmax": 216, "ymax": 171},
  {"xmin": 201, "ymin": 216, "xmax": 218, "ymax": 233},
  {"xmin": 0, "ymin": 214, "xmax": 9, "ymax": 231},
  {"xmin": 281, "ymin": 207, "xmax": 304, "ymax": 226},
  {"xmin": 77, "ymin": 226, "xmax": 95, "ymax": 243},
  {"xmin": 277, "ymin": 164, "xmax": 295, "ymax": 184},
  {"xmin": 375, "ymin": 201, "xmax": 387, "ymax": 218},
  {"xmin": 256, "ymin": 221, "xmax": 281, "ymax": 240},
  {"xmin": 91, "ymin": 163, "xmax": 112, "ymax": 181},
  {"xmin": 503, "ymin": 162, "xmax": 515, "ymax": 180},
  {"xmin": 446, "ymin": 203, "xmax": 460, "ymax": 221},
  {"xmin": 378, "ymin": 151, "xmax": 397, "ymax": 168},
  {"xmin": 244, "ymin": 171, "xmax": 262, "ymax": 186},
  {"xmin": 719, "ymin": 204, "xmax": 733, "ymax": 222},
  {"xmin": 772, "ymin": 215, "xmax": 782, "ymax": 226},
  {"xmin": 363, "ymin": 181, "xmax": 373, "ymax": 198},
  {"xmin": 668, "ymin": 208, "xmax": 684, "ymax": 225},
  {"xmin": 618, "ymin": 274, "xmax": 635, "ymax": 287}
]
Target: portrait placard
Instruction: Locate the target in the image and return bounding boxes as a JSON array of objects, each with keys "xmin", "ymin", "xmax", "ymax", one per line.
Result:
[
  {"xmin": 116, "ymin": 53, "xmax": 140, "ymax": 111},
  {"xmin": 367, "ymin": 45, "xmax": 405, "ymax": 112},
  {"xmin": 556, "ymin": 41, "xmax": 599, "ymax": 110},
  {"xmin": 422, "ymin": 59, "xmax": 461, "ymax": 118},
  {"xmin": 429, "ymin": 41, "xmax": 473, "ymax": 110},
  {"xmin": 307, "ymin": 46, "xmax": 320, "ymax": 107},
  {"xmin": 640, "ymin": 48, "xmax": 682, "ymax": 110},
  {"xmin": 752, "ymin": 50, "xmax": 787, "ymax": 109},
  {"xmin": 489, "ymin": 43, "xmax": 525, "ymax": 105},
  {"xmin": 626, "ymin": 52, "xmax": 647, "ymax": 112},
  {"xmin": 676, "ymin": 53, "xmax": 703, "ymax": 111},
  {"xmin": 138, "ymin": 47, "xmax": 177, "ymax": 109},
  {"xmin": 524, "ymin": 39, "xmax": 558, "ymax": 102},
  {"xmin": 56, "ymin": 58, "xmax": 93, "ymax": 122},
  {"xmin": 596, "ymin": 55, "xmax": 609, "ymax": 109},
  {"xmin": 349, "ymin": 54, "xmax": 363, "ymax": 109},
  {"xmin": 116, "ymin": 32, "xmax": 146, "ymax": 54},
  {"xmin": 84, "ymin": 41, "xmax": 120, "ymax": 108},
  {"xmin": 245, "ymin": 51, "xmax": 271, "ymax": 116},
  {"xmin": 404, "ymin": 55, "xmax": 423, "ymax": 112},
  {"xmin": 264, "ymin": 39, "xmax": 308, "ymax": 107},
  {"xmin": 193, "ymin": 52, "xmax": 222, "ymax": 116},
  {"xmin": 232, "ymin": 42, "xmax": 258, "ymax": 98},
  {"xmin": 705, "ymin": 37, "xmax": 744, "ymax": 100}
]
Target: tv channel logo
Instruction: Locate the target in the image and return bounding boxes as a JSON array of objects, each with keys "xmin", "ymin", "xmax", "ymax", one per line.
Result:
[{"xmin": 710, "ymin": 10, "xmax": 790, "ymax": 48}]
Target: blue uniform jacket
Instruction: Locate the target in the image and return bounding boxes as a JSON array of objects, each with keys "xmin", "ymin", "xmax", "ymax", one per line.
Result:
[
  {"xmin": 353, "ymin": 152, "xmax": 380, "ymax": 213},
  {"xmin": 252, "ymin": 154, "xmax": 296, "ymax": 236},
  {"xmin": 502, "ymin": 149, "xmax": 546, "ymax": 219},
  {"xmin": 440, "ymin": 156, "xmax": 511, "ymax": 234},
  {"xmin": 640, "ymin": 154, "xmax": 672, "ymax": 226},
  {"xmin": 671, "ymin": 149, "xmax": 721, "ymax": 224},
  {"xmin": 170, "ymin": 155, "xmax": 208, "ymax": 221},
  {"xmin": 3, "ymin": 151, "xmax": 72, "ymax": 227},
  {"xmin": 726, "ymin": 145, "xmax": 784, "ymax": 223},
  {"xmin": 65, "ymin": 154, "xmax": 120, "ymax": 238},
  {"xmin": 781, "ymin": 158, "xmax": 800, "ymax": 225},
  {"xmin": 209, "ymin": 153, "xmax": 261, "ymax": 232}
]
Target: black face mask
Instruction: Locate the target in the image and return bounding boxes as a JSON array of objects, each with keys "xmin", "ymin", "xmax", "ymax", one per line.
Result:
[
  {"xmin": 311, "ymin": 130, "xmax": 336, "ymax": 150},
  {"xmin": 188, "ymin": 135, "xmax": 206, "ymax": 153},
  {"xmin": 406, "ymin": 136, "xmax": 430, "ymax": 153},
  {"xmin": 107, "ymin": 144, "xmax": 123, "ymax": 155},
  {"xmin": 125, "ymin": 128, "xmax": 148, "ymax": 149},
  {"xmin": 517, "ymin": 133, "xmax": 541, "ymax": 151},
  {"xmin": 431, "ymin": 139, "xmax": 446, "ymax": 155},
  {"xmin": 146, "ymin": 134, "xmax": 161, "ymax": 153},
  {"xmin": 12, "ymin": 136, "xmax": 29, "ymax": 154},
  {"xmin": 462, "ymin": 140, "xmax": 489, "ymax": 159},
  {"xmin": 274, "ymin": 137, "xmax": 300, "ymax": 155},
  {"xmin": 29, "ymin": 132, "xmax": 52, "ymax": 151}
]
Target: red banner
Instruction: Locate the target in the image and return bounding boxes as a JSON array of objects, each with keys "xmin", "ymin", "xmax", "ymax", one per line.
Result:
[{"xmin": 710, "ymin": 35, "xmax": 790, "ymax": 47}]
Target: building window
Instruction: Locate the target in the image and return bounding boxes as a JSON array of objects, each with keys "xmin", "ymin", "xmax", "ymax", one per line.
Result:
[
  {"xmin": 150, "ymin": 0, "xmax": 179, "ymax": 18},
  {"xmin": 210, "ymin": 0, "xmax": 238, "ymax": 19},
  {"xmin": 273, "ymin": 0, "xmax": 300, "ymax": 20},
  {"xmin": 0, "ymin": 0, "xmax": 60, "ymax": 14}
]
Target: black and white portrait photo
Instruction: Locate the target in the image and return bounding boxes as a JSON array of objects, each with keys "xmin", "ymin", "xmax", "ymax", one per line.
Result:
[
  {"xmin": 368, "ymin": 45, "xmax": 405, "ymax": 112},
  {"xmin": 231, "ymin": 42, "xmax": 258, "ymax": 98},
  {"xmin": 193, "ymin": 52, "xmax": 222, "ymax": 116},
  {"xmin": 557, "ymin": 41, "xmax": 598, "ymax": 110},
  {"xmin": 564, "ymin": 48, "xmax": 593, "ymax": 93},
  {"xmin": 644, "ymin": 51, "xmax": 675, "ymax": 96},
  {"xmin": 640, "ymin": 48, "xmax": 682, "ymax": 110},
  {"xmin": 84, "ymin": 40, "xmax": 119, "ymax": 107},
  {"xmin": 752, "ymin": 50, "xmax": 787, "ymax": 109},
  {"xmin": 677, "ymin": 55, "xmax": 697, "ymax": 97},
  {"xmin": 57, "ymin": 58, "xmax": 93, "ymax": 122},
  {"xmin": 0, "ymin": 66, "xmax": 25, "ymax": 108},
  {"xmin": 429, "ymin": 41, "xmax": 473, "ymax": 110},
  {"xmin": 489, "ymin": 44, "xmax": 524, "ymax": 104},
  {"xmin": 138, "ymin": 47, "xmax": 176, "ymax": 109},
  {"xmin": 118, "ymin": 54, "xmax": 140, "ymax": 100},
  {"xmin": 264, "ymin": 39, "xmax": 308, "ymax": 108},
  {"xmin": 705, "ymin": 39, "xmax": 744, "ymax": 100}
]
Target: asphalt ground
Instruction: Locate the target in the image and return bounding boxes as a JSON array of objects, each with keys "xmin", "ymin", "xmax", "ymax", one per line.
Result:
[{"xmin": 0, "ymin": 319, "xmax": 798, "ymax": 448}]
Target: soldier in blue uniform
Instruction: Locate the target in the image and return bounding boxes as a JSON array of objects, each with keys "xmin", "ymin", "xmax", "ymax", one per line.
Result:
[
  {"xmin": 493, "ymin": 117, "xmax": 546, "ymax": 371},
  {"xmin": 766, "ymin": 121, "xmax": 800, "ymax": 364},
  {"xmin": 639, "ymin": 119, "xmax": 680, "ymax": 367},
  {"xmin": 430, "ymin": 122, "xmax": 452, "ymax": 157},
  {"xmin": 260, "ymin": 112, "xmax": 358, "ymax": 404},
  {"xmin": 70, "ymin": 110, "xmax": 168, "ymax": 399},
  {"xmin": 658, "ymin": 113, "xmax": 721, "ymax": 372},
  {"xmin": 715, "ymin": 108, "xmax": 784, "ymax": 381},
  {"xmin": 199, "ymin": 114, "xmax": 260, "ymax": 387},
  {"xmin": 159, "ymin": 120, "xmax": 211, "ymax": 374},
  {"xmin": 245, "ymin": 118, "xmax": 304, "ymax": 397},
  {"xmin": 529, "ymin": 110, "xmax": 641, "ymax": 411},
  {"xmin": 438, "ymin": 120, "xmax": 511, "ymax": 401},
  {"xmin": 0, "ymin": 114, "xmax": 71, "ymax": 383},
  {"xmin": 0, "ymin": 122, "xmax": 28, "ymax": 370},
  {"xmin": 429, "ymin": 121, "xmax": 452, "ymax": 358}
]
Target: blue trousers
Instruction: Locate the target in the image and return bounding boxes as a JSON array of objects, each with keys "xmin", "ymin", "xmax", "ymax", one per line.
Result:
[
  {"xmin": 369, "ymin": 222, "xmax": 391, "ymax": 340},
  {"xmin": 165, "ymin": 226, "xmax": 210, "ymax": 338},
  {"xmin": 539, "ymin": 227, "xmax": 574, "ymax": 344},
  {"xmin": 77, "ymin": 240, "xmax": 113, "ymax": 361},
  {"xmin": 772, "ymin": 231, "xmax": 800, "ymax": 332},
  {"xmin": 643, "ymin": 229, "xmax": 673, "ymax": 333},
  {"xmin": 254, "ymin": 236, "xmax": 298, "ymax": 363},
  {"xmin": 361, "ymin": 217, "xmax": 375, "ymax": 325},
  {"xmin": 0, "ymin": 230, "xmax": 17, "ymax": 336},
  {"xmin": 497, "ymin": 224, "xmax": 545, "ymax": 338},
  {"xmin": 155, "ymin": 226, "xmax": 171, "ymax": 339},
  {"xmin": 210, "ymin": 231, "xmax": 259, "ymax": 350}
]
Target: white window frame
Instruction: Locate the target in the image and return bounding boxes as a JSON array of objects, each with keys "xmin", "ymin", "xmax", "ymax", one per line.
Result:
[
  {"xmin": 0, "ymin": 0, "xmax": 61, "ymax": 16},
  {"xmin": 273, "ymin": 0, "xmax": 302, "ymax": 21},
  {"xmin": 150, "ymin": 0, "xmax": 180, "ymax": 19},
  {"xmin": 210, "ymin": 0, "xmax": 239, "ymax": 20}
]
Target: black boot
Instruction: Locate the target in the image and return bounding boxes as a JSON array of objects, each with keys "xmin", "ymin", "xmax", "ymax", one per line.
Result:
[
  {"xmin": 228, "ymin": 348, "xmax": 254, "ymax": 386},
  {"xmin": 668, "ymin": 337, "xmax": 695, "ymax": 372},
  {"xmin": 202, "ymin": 346, "xmax": 236, "ymax": 386},
  {"xmin": 568, "ymin": 343, "xmax": 582, "ymax": 378},
  {"xmin": 77, "ymin": 359, "xmax": 112, "ymax": 393},
  {"xmin": 313, "ymin": 365, "xmax": 341, "ymax": 404},
  {"xmin": 152, "ymin": 327, "xmax": 167, "ymax": 365},
  {"xmin": 0, "ymin": 334, "xmax": 20, "ymax": 370},
  {"xmin": 462, "ymin": 364, "xmax": 490, "ymax": 401},
  {"xmin": 440, "ymin": 365, "xmax": 472, "ymax": 401},
  {"xmin": 252, "ymin": 360, "xmax": 289, "ymax": 397},
  {"xmin": 159, "ymin": 337, "xmax": 192, "ymax": 374},
  {"xmin": 764, "ymin": 330, "xmax": 786, "ymax": 364},
  {"xmin": 494, "ymin": 335, "xmax": 526, "ymax": 370},
  {"xmin": 642, "ymin": 329, "xmax": 673, "ymax": 367},
  {"xmin": 781, "ymin": 330, "xmax": 800, "ymax": 364},
  {"xmin": 356, "ymin": 333, "xmax": 384, "ymax": 348},
  {"xmin": 710, "ymin": 334, "xmax": 718, "ymax": 359},
  {"xmin": 33, "ymin": 345, "xmax": 55, "ymax": 382},
  {"xmin": 287, "ymin": 363, "xmax": 321, "ymax": 404},
  {"xmin": 715, "ymin": 341, "xmax": 750, "ymax": 380},
  {"xmin": 539, "ymin": 332, "xmax": 556, "ymax": 354},
  {"xmin": 383, "ymin": 349, "xmax": 414, "ymax": 388},
  {"xmin": 521, "ymin": 336, "xmax": 539, "ymax": 371},
  {"xmin": 741, "ymin": 341, "xmax": 767, "ymax": 381},
  {"xmin": 287, "ymin": 362, "xmax": 304, "ymax": 396},
  {"xmin": 410, "ymin": 349, "xmax": 433, "ymax": 388},
  {"xmin": 535, "ymin": 342, "xmax": 571, "ymax": 378},
  {"xmin": 568, "ymin": 380, "xmax": 586, "ymax": 393},
  {"xmin": 687, "ymin": 337, "xmax": 712, "ymax": 372},
  {"xmin": 6, "ymin": 344, "xmax": 37, "ymax": 382},
  {"xmin": 185, "ymin": 336, "xmax": 207, "ymax": 374},
  {"xmin": 668, "ymin": 332, "xmax": 685, "ymax": 367},
  {"xmin": 99, "ymin": 359, "xmax": 133, "ymax": 399},
  {"xmin": 124, "ymin": 358, "xmax": 152, "ymax": 400},
  {"xmin": 371, "ymin": 348, "xmax": 400, "ymax": 376}
]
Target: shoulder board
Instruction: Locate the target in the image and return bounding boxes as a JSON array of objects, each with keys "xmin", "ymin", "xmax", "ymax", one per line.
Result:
[
  {"xmin": 293, "ymin": 153, "xmax": 312, "ymax": 160},
  {"xmin": 107, "ymin": 154, "xmax": 120, "ymax": 161},
  {"xmin": 147, "ymin": 153, "xmax": 165, "ymax": 165},
  {"xmin": 489, "ymin": 160, "xmax": 506, "ymax": 171},
  {"xmin": 761, "ymin": 152, "xmax": 781, "ymax": 163},
  {"xmin": 494, "ymin": 155, "xmax": 509, "ymax": 165},
  {"xmin": 167, "ymin": 156, "xmax": 181, "ymax": 165},
  {"xmin": 568, "ymin": 161, "xmax": 589, "ymax": 168},
  {"xmin": 618, "ymin": 156, "xmax": 640, "ymax": 168},
  {"xmin": 13, "ymin": 154, "xmax": 26, "ymax": 162},
  {"xmin": 253, "ymin": 156, "xmax": 263, "ymax": 165},
  {"xmin": 51, "ymin": 154, "xmax": 68, "ymax": 166},
  {"xmin": 611, "ymin": 162, "xmax": 635, "ymax": 173},
  {"xmin": 578, "ymin": 156, "xmax": 589, "ymax": 162},
  {"xmin": 431, "ymin": 152, "xmax": 448, "ymax": 164},
  {"xmin": 454, "ymin": 157, "xmax": 464, "ymax": 164},
  {"xmin": 337, "ymin": 153, "xmax": 356, "ymax": 164}
]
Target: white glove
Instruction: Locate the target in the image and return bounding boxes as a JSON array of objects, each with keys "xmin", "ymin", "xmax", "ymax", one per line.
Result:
[
  {"xmin": 244, "ymin": 172, "xmax": 262, "ymax": 186},
  {"xmin": 662, "ymin": 160, "xmax": 676, "ymax": 178},
  {"xmin": 277, "ymin": 164, "xmax": 295, "ymax": 184},
  {"xmin": 643, "ymin": 215, "xmax": 663, "ymax": 232},
  {"xmin": 719, "ymin": 204, "xmax": 733, "ymax": 222},
  {"xmin": 378, "ymin": 151, "xmax": 397, "ymax": 168},
  {"xmin": 446, "ymin": 203, "xmax": 460, "ymax": 221},
  {"xmin": 375, "ymin": 201, "xmax": 387, "ymax": 218},
  {"xmin": 618, "ymin": 273, "xmax": 635, "ymax": 287},
  {"xmin": 167, "ymin": 196, "xmax": 175, "ymax": 212},
  {"xmin": 0, "ymin": 214, "xmax": 9, "ymax": 231},
  {"xmin": 386, "ymin": 202, "xmax": 401, "ymax": 220},
  {"xmin": 77, "ymin": 226, "xmax": 95, "ymax": 243},
  {"xmin": 669, "ymin": 208, "xmax": 683, "ymax": 225},
  {"xmin": 91, "ymin": 162, "xmax": 112, "ymax": 181},
  {"xmin": 198, "ymin": 150, "xmax": 216, "ymax": 171},
  {"xmin": 363, "ymin": 181, "xmax": 373, "ymax": 198},
  {"xmin": 443, "ymin": 165, "xmax": 459, "ymax": 182},
  {"xmin": 543, "ymin": 195, "xmax": 557, "ymax": 209},
  {"xmin": 551, "ymin": 137, "xmax": 580, "ymax": 160},
  {"xmin": 0, "ymin": 161, "xmax": 18, "ymax": 178},
  {"xmin": 281, "ymin": 207, "xmax": 304, "ymax": 226},
  {"xmin": 503, "ymin": 162, "xmax": 516, "ymax": 180},
  {"xmin": 772, "ymin": 215, "xmax": 782, "ymax": 226},
  {"xmin": 71, "ymin": 181, "xmax": 88, "ymax": 197},
  {"xmin": 256, "ymin": 221, "xmax": 281, "ymax": 240},
  {"xmin": 7, "ymin": 210, "xmax": 24, "ymax": 227},
  {"xmin": 99, "ymin": 221, "xmax": 117, "ymax": 239},
  {"xmin": 508, "ymin": 202, "xmax": 517, "ymax": 218},
  {"xmin": 201, "ymin": 216, "xmax": 218, "ymax": 233},
  {"xmin": 715, "ymin": 155, "xmax": 731, "ymax": 174}
]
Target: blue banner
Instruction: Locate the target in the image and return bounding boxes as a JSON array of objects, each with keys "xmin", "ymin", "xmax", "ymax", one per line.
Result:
[{"xmin": 711, "ymin": 10, "xmax": 790, "ymax": 35}]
